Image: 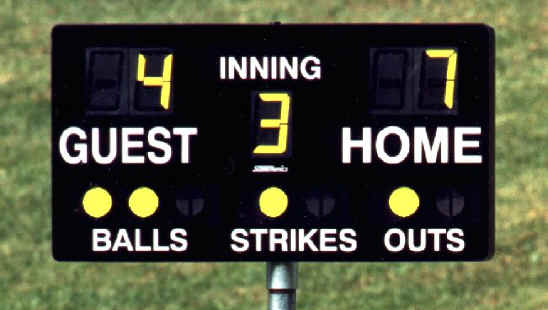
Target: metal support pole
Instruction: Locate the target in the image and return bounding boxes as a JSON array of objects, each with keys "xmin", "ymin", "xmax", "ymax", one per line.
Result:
[{"xmin": 266, "ymin": 262, "xmax": 298, "ymax": 310}]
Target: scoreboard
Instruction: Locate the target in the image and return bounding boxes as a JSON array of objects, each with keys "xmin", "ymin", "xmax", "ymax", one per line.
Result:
[{"xmin": 51, "ymin": 24, "xmax": 494, "ymax": 261}]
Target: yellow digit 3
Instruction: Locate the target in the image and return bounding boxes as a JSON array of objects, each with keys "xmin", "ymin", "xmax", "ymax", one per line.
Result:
[{"xmin": 253, "ymin": 92, "xmax": 291, "ymax": 155}]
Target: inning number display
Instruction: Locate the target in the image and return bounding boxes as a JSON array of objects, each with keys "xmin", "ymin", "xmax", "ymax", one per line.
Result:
[{"xmin": 52, "ymin": 24, "xmax": 494, "ymax": 261}]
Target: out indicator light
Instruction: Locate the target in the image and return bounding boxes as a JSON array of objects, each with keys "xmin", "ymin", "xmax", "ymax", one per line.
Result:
[{"xmin": 389, "ymin": 186, "xmax": 420, "ymax": 218}]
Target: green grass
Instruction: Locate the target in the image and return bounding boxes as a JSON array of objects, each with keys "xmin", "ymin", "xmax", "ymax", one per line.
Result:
[{"xmin": 0, "ymin": 0, "xmax": 547, "ymax": 309}]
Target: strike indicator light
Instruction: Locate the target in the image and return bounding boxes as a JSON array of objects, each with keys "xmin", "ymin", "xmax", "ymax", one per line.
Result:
[{"xmin": 259, "ymin": 187, "xmax": 289, "ymax": 218}]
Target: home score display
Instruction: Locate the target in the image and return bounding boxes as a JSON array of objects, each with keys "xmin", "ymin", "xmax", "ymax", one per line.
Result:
[{"xmin": 51, "ymin": 24, "xmax": 494, "ymax": 261}]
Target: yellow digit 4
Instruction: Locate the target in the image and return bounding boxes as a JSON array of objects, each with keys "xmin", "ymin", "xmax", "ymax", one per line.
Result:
[
  {"xmin": 137, "ymin": 53, "xmax": 173, "ymax": 110},
  {"xmin": 425, "ymin": 49, "xmax": 457, "ymax": 109},
  {"xmin": 253, "ymin": 92, "xmax": 291, "ymax": 155}
]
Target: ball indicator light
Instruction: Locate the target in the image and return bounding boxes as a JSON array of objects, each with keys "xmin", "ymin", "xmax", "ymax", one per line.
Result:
[
  {"xmin": 128, "ymin": 187, "xmax": 159, "ymax": 218},
  {"xmin": 82, "ymin": 187, "xmax": 112, "ymax": 218}
]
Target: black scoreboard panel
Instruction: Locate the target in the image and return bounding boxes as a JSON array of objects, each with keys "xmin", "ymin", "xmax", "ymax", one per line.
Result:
[{"xmin": 52, "ymin": 24, "xmax": 494, "ymax": 261}]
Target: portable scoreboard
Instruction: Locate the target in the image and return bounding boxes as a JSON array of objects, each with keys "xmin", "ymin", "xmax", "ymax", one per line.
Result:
[{"xmin": 51, "ymin": 24, "xmax": 494, "ymax": 261}]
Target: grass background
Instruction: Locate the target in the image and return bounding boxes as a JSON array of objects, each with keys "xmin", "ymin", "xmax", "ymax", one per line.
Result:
[{"xmin": 0, "ymin": 0, "xmax": 546, "ymax": 309}]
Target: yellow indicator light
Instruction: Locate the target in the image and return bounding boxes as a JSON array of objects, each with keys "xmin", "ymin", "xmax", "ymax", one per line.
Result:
[
  {"xmin": 425, "ymin": 49, "xmax": 457, "ymax": 109},
  {"xmin": 82, "ymin": 187, "xmax": 112, "ymax": 218},
  {"xmin": 259, "ymin": 187, "xmax": 288, "ymax": 218},
  {"xmin": 388, "ymin": 186, "xmax": 420, "ymax": 218},
  {"xmin": 137, "ymin": 54, "xmax": 173, "ymax": 110},
  {"xmin": 128, "ymin": 187, "xmax": 159, "ymax": 218}
]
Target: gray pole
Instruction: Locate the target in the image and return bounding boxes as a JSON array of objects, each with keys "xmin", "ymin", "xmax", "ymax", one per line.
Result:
[{"xmin": 266, "ymin": 262, "xmax": 298, "ymax": 310}]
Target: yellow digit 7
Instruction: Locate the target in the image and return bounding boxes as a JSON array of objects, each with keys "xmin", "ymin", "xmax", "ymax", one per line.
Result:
[
  {"xmin": 253, "ymin": 92, "xmax": 291, "ymax": 155},
  {"xmin": 425, "ymin": 49, "xmax": 457, "ymax": 109},
  {"xmin": 137, "ymin": 53, "xmax": 173, "ymax": 110}
]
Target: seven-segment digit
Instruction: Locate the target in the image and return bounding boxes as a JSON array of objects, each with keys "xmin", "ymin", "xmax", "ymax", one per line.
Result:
[
  {"xmin": 253, "ymin": 92, "xmax": 291, "ymax": 155},
  {"xmin": 137, "ymin": 53, "xmax": 173, "ymax": 110},
  {"xmin": 425, "ymin": 49, "xmax": 457, "ymax": 109}
]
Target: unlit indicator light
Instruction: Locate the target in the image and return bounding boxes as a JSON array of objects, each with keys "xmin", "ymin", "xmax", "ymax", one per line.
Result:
[
  {"xmin": 82, "ymin": 186, "xmax": 112, "ymax": 218},
  {"xmin": 388, "ymin": 186, "xmax": 420, "ymax": 218},
  {"xmin": 259, "ymin": 187, "xmax": 288, "ymax": 218},
  {"xmin": 306, "ymin": 194, "xmax": 335, "ymax": 218},
  {"xmin": 436, "ymin": 188, "xmax": 464, "ymax": 217},
  {"xmin": 176, "ymin": 198, "xmax": 205, "ymax": 217},
  {"xmin": 128, "ymin": 186, "xmax": 159, "ymax": 218}
]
